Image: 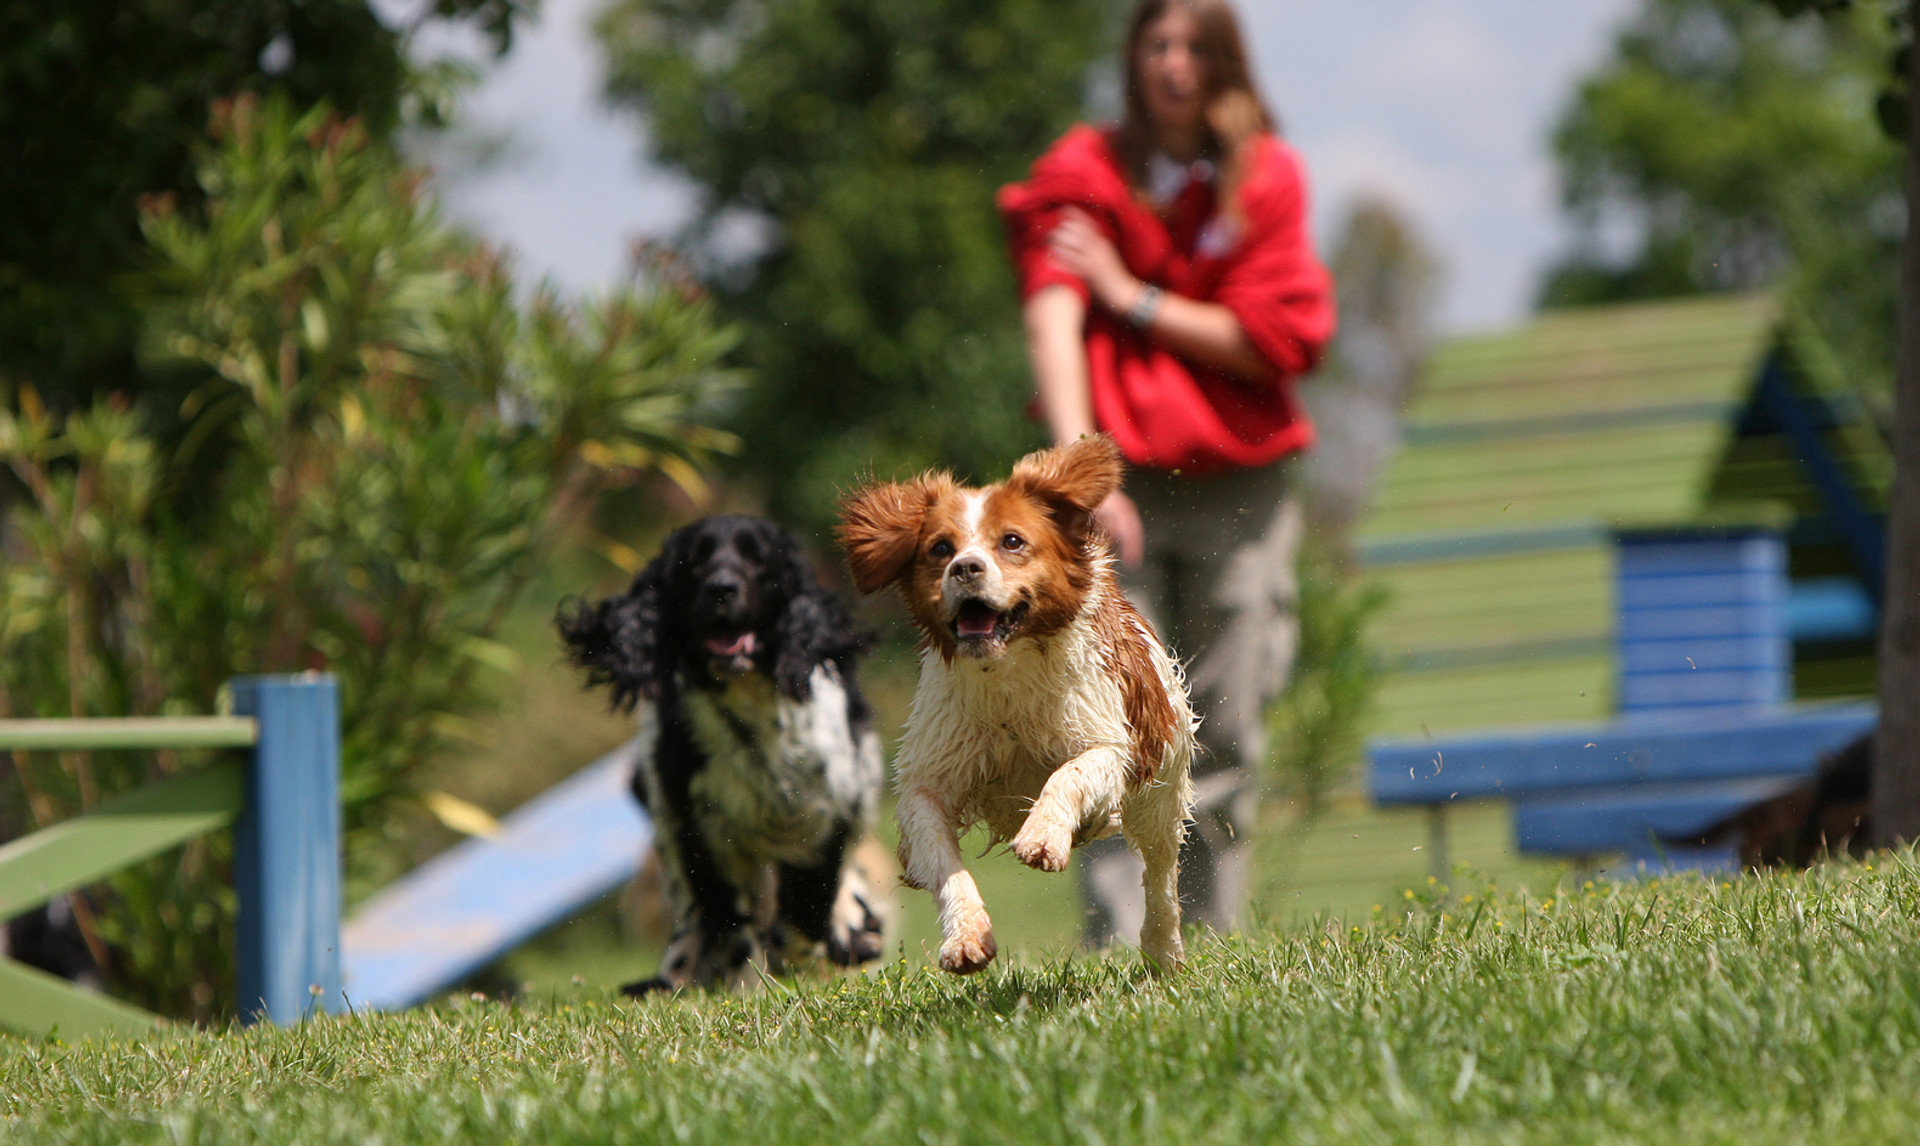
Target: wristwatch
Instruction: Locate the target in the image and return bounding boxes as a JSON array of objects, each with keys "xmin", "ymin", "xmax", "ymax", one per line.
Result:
[{"xmin": 1127, "ymin": 283, "xmax": 1163, "ymax": 329}]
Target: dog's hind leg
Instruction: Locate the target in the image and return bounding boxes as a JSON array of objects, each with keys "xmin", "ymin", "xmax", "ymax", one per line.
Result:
[
  {"xmin": 896, "ymin": 786, "xmax": 996, "ymax": 974},
  {"xmin": 777, "ymin": 825, "xmax": 886, "ymax": 966},
  {"xmin": 1124, "ymin": 767, "xmax": 1193, "ymax": 973},
  {"xmin": 823, "ymin": 864, "xmax": 887, "ymax": 966}
]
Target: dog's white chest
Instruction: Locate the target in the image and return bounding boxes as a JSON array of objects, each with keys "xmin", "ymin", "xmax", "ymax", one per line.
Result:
[{"xmin": 679, "ymin": 664, "xmax": 877, "ymax": 863}]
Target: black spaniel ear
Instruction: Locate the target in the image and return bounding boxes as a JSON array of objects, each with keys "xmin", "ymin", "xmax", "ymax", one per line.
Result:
[
  {"xmin": 556, "ymin": 555, "xmax": 672, "ymax": 712},
  {"xmin": 765, "ymin": 526, "xmax": 875, "ymax": 703}
]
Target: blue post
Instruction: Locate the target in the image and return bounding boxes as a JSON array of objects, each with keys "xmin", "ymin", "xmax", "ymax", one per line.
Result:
[{"xmin": 232, "ymin": 674, "xmax": 343, "ymax": 1025}]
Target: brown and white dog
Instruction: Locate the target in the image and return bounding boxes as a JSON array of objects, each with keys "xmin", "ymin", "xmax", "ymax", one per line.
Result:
[{"xmin": 837, "ymin": 434, "xmax": 1196, "ymax": 974}]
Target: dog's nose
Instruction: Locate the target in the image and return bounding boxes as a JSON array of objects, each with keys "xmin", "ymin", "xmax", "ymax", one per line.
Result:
[
  {"xmin": 703, "ymin": 576, "xmax": 742, "ymax": 602},
  {"xmin": 947, "ymin": 555, "xmax": 988, "ymax": 583}
]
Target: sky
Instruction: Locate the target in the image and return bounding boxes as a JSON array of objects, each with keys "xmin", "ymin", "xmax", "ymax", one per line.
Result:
[{"xmin": 416, "ymin": 0, "xmax": 1639, "ymax": 336}]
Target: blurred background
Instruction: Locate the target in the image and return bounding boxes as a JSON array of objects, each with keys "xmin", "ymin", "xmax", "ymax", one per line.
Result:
[{"xmin": 0, "ymin": 0, "xmax": 1896, "ymax": 1016}]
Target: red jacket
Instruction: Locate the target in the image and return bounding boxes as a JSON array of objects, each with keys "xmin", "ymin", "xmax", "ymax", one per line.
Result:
[{"xmin": 998, "ymin": 125, "xmax": 1335, "ymax": 473}]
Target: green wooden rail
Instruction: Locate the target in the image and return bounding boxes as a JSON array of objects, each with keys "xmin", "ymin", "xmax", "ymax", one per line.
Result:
[
  {"xmin": 0, "ymin": 683, "xmax": 341, "ymax": 1043},
  {"xmin": 0, "ymin": 720, "xmax": 257, "ymax": 1040},
  {"xmin": 0, "ymin": 717, "xmax": 256, "ymax": 753}
]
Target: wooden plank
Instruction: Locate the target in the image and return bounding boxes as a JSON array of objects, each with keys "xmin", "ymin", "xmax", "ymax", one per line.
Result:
[
  {"xmin": 1617, "ymin": 671, "xmax": 1782, "ymax": 708},
  {"xmin": 1365, "ymin": 489, "xmax": 1694, "ymax": 536},
  {"xmin": 0, "ymin": 717, "xmax": 257, "ymax": 752},
  {"xmin": 1368, "ymin": 656, "xmax": 1614, "ymax": 738},
  {"xmin": 1382, "ymin": 612, "xmax": 1609, "ymax": 658},
  {"xmin": 1369, "ymin": 702, "xmax": 1875, "ymax": 804},
  {"xmin": 1403, "ymin": 400, "xmax": 1737, "ymax": 447},
  {"xmin": 1513, "ymin": 777, "xmax": 1804, "ymax": 855},
  {"xmin": 1374, "ymin": 541, "xmax": 1612, "ymax": 595},
  {"xmin": 0, "ymin": 761, "xmax": 243, "ymax": 920},
  {"xmin": 1357, "ymin": 522, "xmax": 1607, "ymax": 566},
  {"xmin": 0, "ymin": 958, "xmax": 162, "ymax": 1041},
  {"xmin": 340, "ymin": 741, "xmax": 650, "ymax": 1011},
  {"xmin": 1424, "ymin": 340, "xmax": 1765, "ymax": 408},
  {"xmin": 1377, "ymin": 427, "xmax": 1722, "ymax": 497},
  {"xmin": 1416, "ymin": 363, "xmax": 1756, "ymax": 421},
  {"xmin": 1426, "ymin": 296, "xmax": 1775, "ymax": 384},
  {"xmin": 1788, "ymin": 579, "xmax": 1877, "ymax": 641},
  {"xmin": 1370, "ymin": 547, "xmax": 1612, "ymax": 647}
]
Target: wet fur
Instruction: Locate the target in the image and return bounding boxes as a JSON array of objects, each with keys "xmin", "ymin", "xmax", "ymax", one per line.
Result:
[{"xmin": 838, "ymin": 436, "xmax": 1196, "ymax": 974}]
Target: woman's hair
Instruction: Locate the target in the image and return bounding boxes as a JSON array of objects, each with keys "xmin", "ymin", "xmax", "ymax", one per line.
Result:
[{"xmin": 1115, "ymin": 0, "xmax": 1274, "ymax": 210}]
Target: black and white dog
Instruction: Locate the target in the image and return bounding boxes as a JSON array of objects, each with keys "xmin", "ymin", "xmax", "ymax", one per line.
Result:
[{"xmin": 558, "ymin": 515, "xmax": 887, "ymax": 994}]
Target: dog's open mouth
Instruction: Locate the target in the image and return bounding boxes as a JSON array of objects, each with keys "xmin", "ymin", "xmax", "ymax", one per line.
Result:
[
  {"xmin": 951, "ymin": 599, "xmax": 1029, "ymax": 648},
  {"xmin": 703, "ymin": 630, "xmax": 758, "ymax": 671}
]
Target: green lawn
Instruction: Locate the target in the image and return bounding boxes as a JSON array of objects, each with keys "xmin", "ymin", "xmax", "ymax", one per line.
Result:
[
  {"xmin": 7, "ymin": 852, "xmax": 1920, "ymax": 1143},
  {"xmin": 485, "ymin": 794, "xmax": 1566, "ymax": 996}
]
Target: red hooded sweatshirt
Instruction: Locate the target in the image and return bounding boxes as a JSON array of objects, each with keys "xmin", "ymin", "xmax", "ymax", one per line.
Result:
[{"xmin": 998, "ymin": 125, "xmax": 1335, "ymax": 474}]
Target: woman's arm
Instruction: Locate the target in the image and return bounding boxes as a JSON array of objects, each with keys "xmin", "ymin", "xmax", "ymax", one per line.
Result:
[
  {"xmin": 1022, "ymin": 284, "xmax": 1146, "ymax": 565},
  {"xmin": 1046, "ymin": 209, "xmax": 1274, "ymax": 382}
]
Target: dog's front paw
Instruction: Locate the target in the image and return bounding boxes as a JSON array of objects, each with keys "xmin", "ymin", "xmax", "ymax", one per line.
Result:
[
  {"xmin": 1010, "ymin": 819, "xmax": 1072, "ymax": 873},
  {"xmin": 938, "ymin": 926, "xmax": 998, "ymax": 975}
]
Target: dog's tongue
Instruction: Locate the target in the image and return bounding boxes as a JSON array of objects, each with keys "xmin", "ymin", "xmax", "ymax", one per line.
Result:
[
  {"xmin": 705, "ymin": 631, "xmax": 757, "ymax": 658},
  {"xmin": 955, "ymin": 602, "xmax": 1001, "ymax": 639}
]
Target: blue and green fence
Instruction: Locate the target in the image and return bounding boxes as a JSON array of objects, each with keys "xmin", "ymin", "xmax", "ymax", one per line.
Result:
[{"xmin": 0, "ymin": 675, "xmax": 342, "ymax": 1040}]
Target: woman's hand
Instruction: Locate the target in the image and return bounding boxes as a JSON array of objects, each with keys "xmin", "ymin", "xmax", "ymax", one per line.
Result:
[
  {"xmin": 1047, "ymin": 208, "xmax": 1139, "ymax": 313},
  {"xmin": 1094, "ymin": 489, "xmax": 1145, "ymax": 568}
]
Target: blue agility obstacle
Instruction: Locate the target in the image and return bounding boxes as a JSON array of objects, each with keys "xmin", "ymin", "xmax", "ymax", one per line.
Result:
[{"xmin": 340, "ymin": 740, "xmax": 651, "ymax": 1011}]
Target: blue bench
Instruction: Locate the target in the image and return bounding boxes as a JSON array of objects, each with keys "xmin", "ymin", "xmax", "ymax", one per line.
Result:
[{"xmin": 1368, "ymin": 528, "xmax": 1877, "ymax": 874}]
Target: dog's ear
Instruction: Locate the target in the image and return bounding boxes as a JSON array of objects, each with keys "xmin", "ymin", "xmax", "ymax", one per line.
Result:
[
  {"xmin": 556, "ymin": 552, "xmax": 672, "ymax": 711},
  {"xmin": 771, "ymin": 589, "xmax": 877, "ymax": 702},
  {"xmin": 757, "ymin": 521, "xmax": 876, "ymax": 701},
  {"xmin": 836, "ymin": 474, "xmax": 945, "ymax": 595},
  {"xmin": 1005, "ymin": 434, "xmax": 1124, "ymax": 542}
]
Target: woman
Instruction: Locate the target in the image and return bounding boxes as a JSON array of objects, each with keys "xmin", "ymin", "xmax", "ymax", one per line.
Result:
[{"xmin": 997, "ymin": 0, "xmax": 1334, "ymax": 942}]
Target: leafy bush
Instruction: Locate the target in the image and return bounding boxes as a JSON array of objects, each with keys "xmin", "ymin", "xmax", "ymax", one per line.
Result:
[{"xmin": 0, "ymin": 95, "xmax": 740, "ymax": 1020}]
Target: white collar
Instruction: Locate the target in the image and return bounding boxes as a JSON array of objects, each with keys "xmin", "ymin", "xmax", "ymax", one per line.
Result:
[{"xmin": 1144, "ymin": 152, "xmax": 1216, "ymax": 208}]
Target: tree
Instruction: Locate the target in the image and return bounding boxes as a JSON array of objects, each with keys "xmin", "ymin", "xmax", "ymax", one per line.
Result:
[
  {"xmin": 596, "ymin": 0, "xmax": 1112, "ymax": 534},
  {"xmin": 1728, "ymin": 0, "xmax": 1919, "ymax": 847},
  {"xmin": 1545, "ymin": 0, "xmax": 1902, "ymax": 398},
  {"xmin": 1874, "ymin": 0, "xmax": 1920, "ymax": 848},
  {"xmin": 0, "ymin": 97, "xmax": 739, "ymax": 1019},
  {"xmin": 0, "ymin": 0, "xmax": 529, "ymax": 412},
  {"xmin": 1300, "ymin": 197, "xmax": 1439, "ymax": 537}
]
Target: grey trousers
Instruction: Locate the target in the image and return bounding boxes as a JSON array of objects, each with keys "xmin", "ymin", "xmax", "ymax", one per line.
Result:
[{"xmin": 1080, "ymin": 460, "xmax": 1304, "ymax": 944}]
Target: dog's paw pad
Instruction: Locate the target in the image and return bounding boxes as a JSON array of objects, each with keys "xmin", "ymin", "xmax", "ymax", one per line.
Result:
[
  {"xmin": 938, "ymin": 929, "xmax": 997, "ymax": 975},
  {"xmin": 1010, "ymin": 825, "xmax": 1071, "ymax": 872}
]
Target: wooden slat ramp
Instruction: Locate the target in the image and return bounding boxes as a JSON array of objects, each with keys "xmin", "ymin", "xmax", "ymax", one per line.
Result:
[{"xmin": 340, "ymin": 741, "xmax": 650, "ymax": 1011}]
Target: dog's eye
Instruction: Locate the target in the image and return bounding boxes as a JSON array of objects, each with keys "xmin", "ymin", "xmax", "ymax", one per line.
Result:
[
  {"xmin": 1001, "ymin": 533, "xmax": 1026, "ymax": 552},
  {"xmin": 930, "ymin": 539, "xmax": 955, "ymax": 560}
]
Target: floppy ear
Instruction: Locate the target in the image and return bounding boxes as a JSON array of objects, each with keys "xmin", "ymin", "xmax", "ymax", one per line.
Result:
[
  {"xmin": 836, "ymin": 475, "xmax": 943, "ymax": 595},
  {"xmin": 1005, "ymin": 434, "xmax": 1125, "ymax": 541},
  {"xmin": 760, "ymin": 522, "xmax": 878, "ymax": 702},
  {"xmin": 556, "ymin": 551, "xmax": 672, "ymax": 712}
]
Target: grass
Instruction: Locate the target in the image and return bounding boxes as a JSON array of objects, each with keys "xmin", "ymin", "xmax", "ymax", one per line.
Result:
[
  {"xmin": 7, "ymin": 852, "xmax": 1920, "ymax": 1143},
  {"xmin": 489, "ymin": 795, "xmax": 1566, "ymax": 998}
]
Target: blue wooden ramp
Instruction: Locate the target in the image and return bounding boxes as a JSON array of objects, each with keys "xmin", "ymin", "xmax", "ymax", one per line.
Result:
[{"xmin": 340, "ymin": 741, "xmax": 651, "ymax": 1010}]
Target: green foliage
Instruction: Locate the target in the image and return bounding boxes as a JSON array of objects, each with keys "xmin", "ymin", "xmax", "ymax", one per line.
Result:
[
  {"xmin": 0, "ymin": 0, "xmax": 531, "ymax": 412},
  {"xmin": 596, "ymin": 0, "xmax": 1115, "ymax": 531},
  {"xmin": 6, "ymin": 855, "xmax": 1920, "ymax": 1141},
  {"xmin": 1264, "ymin": 548, "xmax": 1388, "ymax": 814},
  {"xmin": 0, "ymin": 96, "xmax": 740, "ymax": 1020},
  {"xmin": 1544, "ymin": 0, "xmax": 1902, "ymax": 392}
]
